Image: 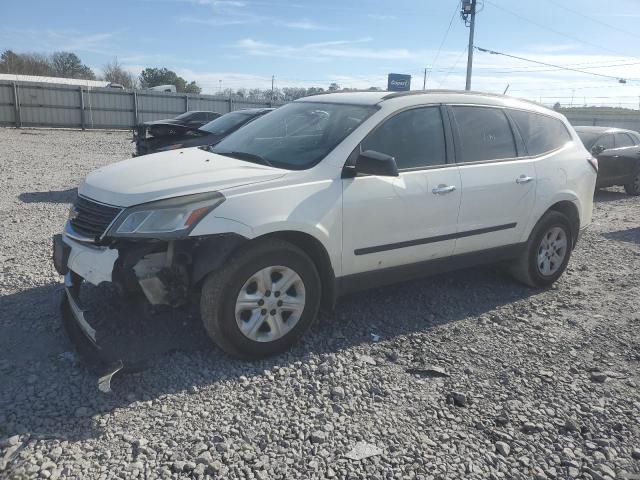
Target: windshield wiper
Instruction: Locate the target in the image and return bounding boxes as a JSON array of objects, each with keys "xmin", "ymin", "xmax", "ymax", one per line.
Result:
[{"xmin": 220, "ymin": 150, "xmax": 273, "ymax": 167}]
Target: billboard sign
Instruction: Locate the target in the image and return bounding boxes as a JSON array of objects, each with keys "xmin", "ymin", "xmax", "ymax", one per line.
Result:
[{"xmin": 387, "ymin": 73, "xmax": 411, "ymax": 92}]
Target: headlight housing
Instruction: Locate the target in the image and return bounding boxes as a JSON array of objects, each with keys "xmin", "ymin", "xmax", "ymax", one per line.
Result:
[{"xmin": 108, "ymin": 192, "xmax": 225, "ymax": 239}]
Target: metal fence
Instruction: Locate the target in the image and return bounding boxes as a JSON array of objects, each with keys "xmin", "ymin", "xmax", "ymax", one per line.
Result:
[
  {"xmin": 3, "ymin": 80, "xmax": 640, "ymax": 133},
  {"xmin": 0, "ymin": 80, "xmax": 285, "ymax": 130},
  {"xmin": 561, "ymin": 110, "xmax": 640, "ymax": 132}
]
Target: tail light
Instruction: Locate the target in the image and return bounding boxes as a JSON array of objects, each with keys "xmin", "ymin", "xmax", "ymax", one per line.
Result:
[{"xmin": 587, "ymin": 156, "xmax": 598, "ymax": 173}]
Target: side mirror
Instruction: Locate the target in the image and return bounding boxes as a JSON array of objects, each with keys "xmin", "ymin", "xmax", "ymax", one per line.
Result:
[
  {"xmin": 591, "ymin": 145, "xmax": 606, "ymax": 155},
  {"xmin": 354, "ymin": 150, "xmax": 399, "ymax": 177}
]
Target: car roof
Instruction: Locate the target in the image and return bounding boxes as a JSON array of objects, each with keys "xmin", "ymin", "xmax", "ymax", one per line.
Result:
[
  {"xmin": 295, "ymin": 90, "xmax": 558, "ymax": 116},
  {"xmin": 573, "ymin": 126, "xmax": 633, "ymax": 134}
]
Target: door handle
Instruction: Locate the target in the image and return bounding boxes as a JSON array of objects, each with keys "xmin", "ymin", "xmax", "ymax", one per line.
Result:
[
  {"xmin": 516, "ymin": 175, "xmax": 534, "ymax": 184},
  {"xmin": 432, "ymin": 184, "xmax": 457, "ymax": 195}
]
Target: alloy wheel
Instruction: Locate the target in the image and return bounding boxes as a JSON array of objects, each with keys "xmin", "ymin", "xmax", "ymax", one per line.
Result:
[
  {"xmin": 537, "ymin": 226, "xmax": 568, "ymax": 276},
  {"xmin": 234, "ymin": 265, "xmax": 306, "ymax": 342}
]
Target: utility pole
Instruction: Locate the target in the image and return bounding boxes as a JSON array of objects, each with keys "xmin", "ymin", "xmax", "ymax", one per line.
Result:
[
  {"xmin": 423, "ymin": 68, "xmax": 427, "ymax": 90},
  {"xmin": 462, "ymin": 0, "xmax": 477, "ymax": 91},
  {"xmin": 271, "ymin": 75, "xmax": 275, "ymax": 103}
]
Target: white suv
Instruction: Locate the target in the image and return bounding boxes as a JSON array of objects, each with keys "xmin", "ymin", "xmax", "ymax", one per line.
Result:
[{"xmin": 53, "ymin": 91, "xmax": 597, "ymax": 359}]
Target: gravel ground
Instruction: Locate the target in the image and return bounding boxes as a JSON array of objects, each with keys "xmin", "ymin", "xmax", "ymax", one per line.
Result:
[{"xmin": 1, "ymin": 127, "xmax": 639, "ymax": 480}]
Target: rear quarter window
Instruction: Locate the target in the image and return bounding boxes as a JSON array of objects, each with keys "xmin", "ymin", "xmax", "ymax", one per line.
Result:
[{"xmin": 509, "ymin": 110, "xmax": 572, "ymax": 156}]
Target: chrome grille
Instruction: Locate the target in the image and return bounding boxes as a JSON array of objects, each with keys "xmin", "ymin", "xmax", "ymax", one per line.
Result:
[{"xmin": 69, "ymin": 196, "xmax": 122, "ymax": 240}]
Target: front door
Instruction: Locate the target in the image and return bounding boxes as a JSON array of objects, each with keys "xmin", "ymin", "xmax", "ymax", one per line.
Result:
[{"xmin": 342, "ymin": 106, "xmax": 461, "ymax": 276}]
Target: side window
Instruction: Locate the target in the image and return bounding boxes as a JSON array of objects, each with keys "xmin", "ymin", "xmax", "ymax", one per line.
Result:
[
  {"xmin": 451, "ymin": 106, "xmax": 516, "ymax": 162},
  {"xmin": 597, "ymin": 134, "xmax": 615, "ymax": 150},
  {"xmin": 509, "ymin": 110, "xmax": 571, "ymax": 156},
  {"xmin": 614, "ymin": 133, "xmax": 634, "ymax": 148},
  {"xmin": 361, "ymin": 107, "xmax": 446, "ymax": 169}
]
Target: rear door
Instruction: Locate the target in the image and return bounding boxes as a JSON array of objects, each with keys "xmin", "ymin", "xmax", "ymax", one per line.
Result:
[
  {"xmin": 341, "ymin": 105, "xmax": 461, "ymax": 276},
  {"xmin": 594, "ymin": 133, "xmax": 616, "ymax": 184},
  {"xmin": 449, "ymin": 105, "xmax": 537, "ymax": 254}
]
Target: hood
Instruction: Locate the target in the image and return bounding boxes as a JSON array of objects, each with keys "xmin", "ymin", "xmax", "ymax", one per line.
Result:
[{"xmin": 79, "ymin": 147, "xmax": 287, "ymax": 207}]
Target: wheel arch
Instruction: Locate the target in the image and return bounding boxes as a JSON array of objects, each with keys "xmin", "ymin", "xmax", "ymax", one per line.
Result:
[
  {"xmin": 190, "ymin": 230, "xmax": 337, "ymax": 312},
  {"xmin": 546, "ymin": 200, "xmax": 580, "ymax": 247},
  {"xmin": 255, "ymin": 230, "xmax": 337, "ymax": 312}
]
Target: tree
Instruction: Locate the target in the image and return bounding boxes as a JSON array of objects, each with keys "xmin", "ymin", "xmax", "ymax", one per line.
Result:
[
  {"xmin": 0, "ymin": 50, "xmax": 54, "ymax": 76},
  {"xmin": 139, "ymin": 67, "xmax": 200, "ymax": 93},
  {"xmin": 51, "ymin": 52, "xmax": 95, "ymax": 79},
  {"xmin": 0, "ymin": 50, "xmax": 22, "ymax": 73},
  {"xmin": 184, "ymin": 81, "xmax": 201, "ymax": 94},
  {"xmin": 139, "ymin": 67, "xmax": 179, "ymax": 89},
  {"xmin": 102, "ymin": 58, "xmax": 136, "ymax": 89},
  {"xmin": 328, "ymin": 82, "xmax": 340, "ymax": 92}
]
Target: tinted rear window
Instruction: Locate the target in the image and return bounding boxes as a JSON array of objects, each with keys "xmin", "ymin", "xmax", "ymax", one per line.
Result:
[
  {"xmin": 451, "ymin": 106, "xmax": 517, "ymax": 162},
  {"xmin": 614, "ymin": 133, "xmax": 634, "ymax": 148},
  {"xmin": 510, "ymin": 110, "xmax": 572, "ymax": 156}
]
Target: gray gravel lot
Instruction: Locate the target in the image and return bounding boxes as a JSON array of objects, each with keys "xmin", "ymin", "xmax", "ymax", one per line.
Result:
[{"xmin": 1, "ymin": 127, "xmax": 639, "ymax": 480}]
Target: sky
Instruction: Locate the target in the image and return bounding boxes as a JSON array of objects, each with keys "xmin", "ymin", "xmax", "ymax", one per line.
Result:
[{"xmin": 2, "ymin": 0, "xmax": 640, "ymax": 108}]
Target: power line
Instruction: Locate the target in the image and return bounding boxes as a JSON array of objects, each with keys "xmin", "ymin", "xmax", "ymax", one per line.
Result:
[
  {"xmin": 544, "ymin": 0, "xmax": 640, "ymax": 41},
  {"xmin": 425, "ymin": 1, "xmax": 459, "ymax": 87},
  {"xmin": 475, "ymin": 46, "xmax": 635, "ymax": 82},
  {"xmin": 476, "ymin": 60, "xmax": 640, "ymax": 75},
  {"xmin": 484, "ymin": 0, "xmax": 640, "ymax": 61},
  {"xmin": 438, "ymin": 46, "xmax": 469, "ymax": 87}
]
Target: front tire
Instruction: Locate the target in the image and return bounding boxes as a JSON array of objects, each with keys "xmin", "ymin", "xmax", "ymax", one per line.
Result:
[
  {"xmin": 624, "ymin": 168, "xmax": 640, "ymax": 196},
  {"xmin": 510, "ymin": 211, "xmax": 573, "ymax": 288},
  {"xmin": 200, "ymin": 239, "xmax": 321, "ymax": 359}
]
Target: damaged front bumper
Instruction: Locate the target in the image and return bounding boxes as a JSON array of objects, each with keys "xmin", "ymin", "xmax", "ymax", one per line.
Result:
[
  {"xmin": 61, "ymin": 272, "xmax": 124, "ymax": 392},
  {"xmin": 54, "ymin": 225, "xmax": 245, "ymax": 388}
]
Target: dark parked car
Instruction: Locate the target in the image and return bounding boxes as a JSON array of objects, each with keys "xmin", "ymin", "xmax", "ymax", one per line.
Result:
[
  {"xmin": 134, "ymin": 108, "xmax": 273, "ymax": 156},
  {"xmin": 575, "ymin": 126, "xmax": 640, "ymax": 195},
  {"xmin": 133, "ymin": 111, "xmax": 222, "ymax": 155}
]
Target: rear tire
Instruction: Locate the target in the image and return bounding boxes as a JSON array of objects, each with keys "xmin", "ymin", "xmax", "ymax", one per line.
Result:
[
  {"xmin": 510, "ymin": 211, "xmax": 573, "ymax": 288},
  {"xmin": 624, "ymin": 168, "xmax": 640, "ymax": 196},
  {"xmin": 200, "ymin": 239, "xmax": 321, "ymax": 359}
]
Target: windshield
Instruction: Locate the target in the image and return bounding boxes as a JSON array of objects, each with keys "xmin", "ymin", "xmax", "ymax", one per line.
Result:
[
  {"xmin": 576, "ymin": 131, "xmax": 601, "ymax": 150},
  {"xmin": 211, "ymin": 102, "xmax": 377, "ymax": 170},
  {"xmin": 199, "ymin": 111, "xmax": 255, "ymax": 135}
]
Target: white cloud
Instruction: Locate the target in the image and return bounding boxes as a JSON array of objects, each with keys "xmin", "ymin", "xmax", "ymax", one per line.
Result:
[
  {"xmin": 234, "ymin": 37, "xmax": 418, "ymax": 60},
  {"xmin": 367, "ymin": 14, "xmax": 397, "ymax": 20},
  {"xmin": 525, "ymin": 43, "xmax": 580, "ymax": 53},
  {"xmin": 0, "ymin": 28, "xmax": 119, "ymax": 55},
  {"xmin": 278, "ymin": 19, "xmax": 336, "ymax": 30}
]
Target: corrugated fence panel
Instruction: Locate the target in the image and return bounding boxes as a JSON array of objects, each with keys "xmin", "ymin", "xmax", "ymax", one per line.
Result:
[
  {"xmin": 84, "ymin": 89, "xmax": 134, "ymax": 129},
  {"xmin": 11, "ymin": 79, "xmax": 640, "ymax": 133},
  {"xmin": 0, "ymin": 83, "xmax": 16, "ymax": 125},
  {"xmin": 565, "ymin": 114, "xmax": 640, "ymax": 133},
  {"xmin": 0, "ymin": 80, "xmax": 294, "ymax": 129},
  {"xmin": 137, "ymin": 92, "xmax": 187, "ymax": 123},
  {"xmin": 187, "ymin": 96, "xmax": 231, "ymax": 115},
  {"xmin": 17, "ymin": 83, "xmax": 81, "ymax": 127}
]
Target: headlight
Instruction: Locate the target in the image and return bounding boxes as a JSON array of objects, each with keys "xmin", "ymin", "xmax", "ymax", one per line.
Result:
[{"xmin": 108, "ymin": 192, "xmax": 225, "ymax": 239}]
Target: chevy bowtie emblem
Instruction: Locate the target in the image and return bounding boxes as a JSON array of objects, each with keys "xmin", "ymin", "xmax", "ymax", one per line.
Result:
[{"xmin": 68, "ymin": 206, "xmax": 79, "ymax": 220}]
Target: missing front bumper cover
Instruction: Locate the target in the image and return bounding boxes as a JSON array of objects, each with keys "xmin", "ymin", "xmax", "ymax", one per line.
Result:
[{"xmin": 62, "ymin": 273, "xmax": 126, "ymax": 392}]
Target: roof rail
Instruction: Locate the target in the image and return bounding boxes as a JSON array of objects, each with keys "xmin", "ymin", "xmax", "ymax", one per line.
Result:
[{"xmin": 381, "ymin": 89, "xmax": 550, "ymax": 110}]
